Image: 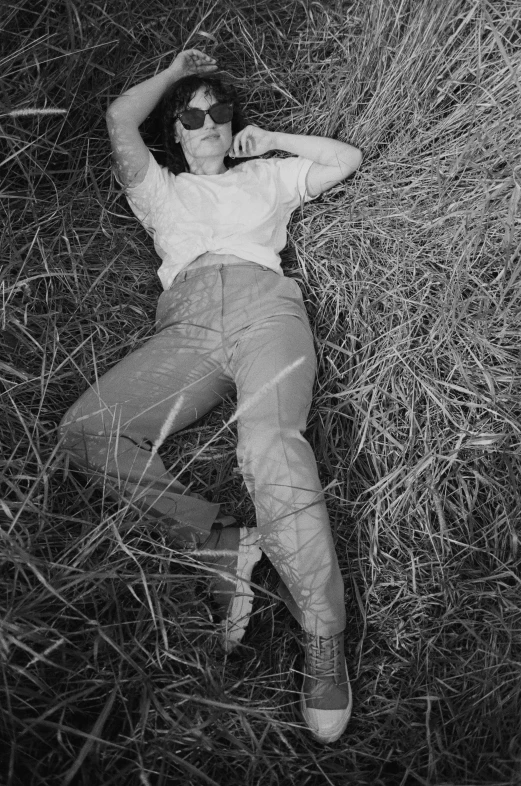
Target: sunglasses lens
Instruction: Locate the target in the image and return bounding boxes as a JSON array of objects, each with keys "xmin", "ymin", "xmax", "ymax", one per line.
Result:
[
  {"xmin": 178, "ymin": 103, "xmax": 233, "ymax": 130},
  {"xmin": 209, "ymin": 103, "xmax": 233, "ymax": 124},
  {"xmin": 179, "ymin": 109, "xmax": 205, "ymax": 130}
]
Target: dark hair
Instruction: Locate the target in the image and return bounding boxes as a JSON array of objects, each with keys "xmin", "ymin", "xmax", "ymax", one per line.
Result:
[{"xmin": 161, "ymin": 75, "xmax": 245, "ymax": 175}]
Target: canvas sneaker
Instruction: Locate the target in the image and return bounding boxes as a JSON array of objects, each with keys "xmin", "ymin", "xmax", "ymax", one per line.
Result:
[{"xmin": 300, "ymin": 632, "xmax": 352, "ymax": 743}]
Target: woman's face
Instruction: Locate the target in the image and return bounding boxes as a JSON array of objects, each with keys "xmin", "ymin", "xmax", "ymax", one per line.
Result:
[{"xmin": 175, "ymin": 87, "xmax": 233, "ymax": 170}]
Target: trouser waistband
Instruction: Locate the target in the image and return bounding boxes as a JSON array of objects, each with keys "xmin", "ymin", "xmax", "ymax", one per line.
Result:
[{"xmin": 173, "ymin": 260, "xmax": 272, "ymax": 285}]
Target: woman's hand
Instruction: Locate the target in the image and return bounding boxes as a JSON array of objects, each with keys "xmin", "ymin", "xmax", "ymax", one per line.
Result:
[
  {"xmin": 168, "ymin": 49, "xmax": 218, "ymax": 79},
  {"xmin": 228, "ymin": 125, "xmax": 277, "ymax": 158}
]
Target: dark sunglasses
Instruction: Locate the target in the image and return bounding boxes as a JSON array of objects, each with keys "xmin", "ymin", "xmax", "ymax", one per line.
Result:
[{"xmin": 175, "ymin": 102, "xmax": 233, "ymax": 131}]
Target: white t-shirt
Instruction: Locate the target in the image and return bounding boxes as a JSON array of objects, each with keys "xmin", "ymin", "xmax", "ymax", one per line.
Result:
[{"xmin": 125, "ymin": 151, "xmax": 314, "ymax": 290}]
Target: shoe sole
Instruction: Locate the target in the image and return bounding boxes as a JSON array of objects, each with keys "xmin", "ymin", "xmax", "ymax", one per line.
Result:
[
  {"xmin": 300, "ymin": 659, "xmax": 353, "ymax": 743},
  {"xmin": 220, "ymin": 531, "xmax": 262, "ymax": 652}
]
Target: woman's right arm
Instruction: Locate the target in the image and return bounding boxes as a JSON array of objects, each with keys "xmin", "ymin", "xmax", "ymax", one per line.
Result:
[{"xmin": 106, "ymin": 49, "xmax": 217, "ymax": 187}]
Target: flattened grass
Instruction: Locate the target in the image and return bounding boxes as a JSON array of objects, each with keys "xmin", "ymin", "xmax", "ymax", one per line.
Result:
[{"xmin": 1, "ymin": 0, "xmax": 521, "ymax": 784}]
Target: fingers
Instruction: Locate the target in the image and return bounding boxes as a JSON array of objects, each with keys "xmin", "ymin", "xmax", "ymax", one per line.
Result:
[
  {"xmin": 228, "ymin": 128, "xmax": 258, "ymax": 158},
  {"xmin": 173, "ymin": 48, "xmax": 218, "ymax": 75},
  {"xmin": 184, "ymin": 48, "xmax": 215, "ymax": 61},
  {"xmin": 187, "ymin": 50, "xmax": 217, "ymax": 68},
  {"xmin": 228, "ymin": 127, "xmax": 274, "ymax": 159}
]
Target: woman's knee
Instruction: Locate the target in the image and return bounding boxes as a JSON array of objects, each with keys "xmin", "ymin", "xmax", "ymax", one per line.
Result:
[
  {"xmin": 236, "ymin": 422, "xmax": 311, "ymax": 471},
  {"xmin": 58, "ymin": 388, "xmax": 106, "ymax": 446},
  {"xmin": 58, "ymin": 401, "xmax": 81, "ymax": 442}
]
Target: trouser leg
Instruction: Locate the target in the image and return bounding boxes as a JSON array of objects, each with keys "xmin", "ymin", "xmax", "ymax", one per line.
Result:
[
  {"xmin": 59, "ymin": 324, "xmax": 233, "ymax": 544},
  {"xmin": 231, "ymin": 313, "xmax": 346, "ymax": 637}
]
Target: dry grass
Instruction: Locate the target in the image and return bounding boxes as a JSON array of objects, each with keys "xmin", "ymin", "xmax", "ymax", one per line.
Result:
[{"xmin": 1, "ymin": 0, "xmax": 521, "ymax": 784}]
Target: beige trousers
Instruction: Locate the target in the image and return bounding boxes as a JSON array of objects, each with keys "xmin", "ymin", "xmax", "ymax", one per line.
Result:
[{"xmin": 60, "ymin": 259, "xmax": 346, "ymax": 636}]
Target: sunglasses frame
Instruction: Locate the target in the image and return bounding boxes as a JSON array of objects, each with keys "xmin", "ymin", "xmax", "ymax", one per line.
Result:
[{"xmin": 175, "ymin": 102, "xmax": 233, "ymax": 131}]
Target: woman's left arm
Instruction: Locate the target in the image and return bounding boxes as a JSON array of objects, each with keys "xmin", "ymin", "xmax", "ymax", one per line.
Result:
[{"xmin": 229, "ymin": 126, "xmax": 362, "ymax": 197}]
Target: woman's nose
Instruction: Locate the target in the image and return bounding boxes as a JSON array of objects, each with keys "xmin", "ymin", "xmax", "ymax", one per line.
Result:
[{"xmin": 203, "ymin": 111, "xmax": 216, "ymax": 128}]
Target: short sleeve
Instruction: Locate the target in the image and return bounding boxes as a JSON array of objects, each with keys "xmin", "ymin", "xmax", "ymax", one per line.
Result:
[
  {"xmin": 268, "ymin": 156, "xmax": 316, "ymax": 207},
  {"xmin": 124, "ymin": 151, "xmax": 172, "ymax": 228}
]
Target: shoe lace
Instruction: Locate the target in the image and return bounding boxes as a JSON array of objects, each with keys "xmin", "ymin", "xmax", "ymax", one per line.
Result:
[{"xmin": 306, "ymin": 634, "xmax": 341, "ymax": 680}]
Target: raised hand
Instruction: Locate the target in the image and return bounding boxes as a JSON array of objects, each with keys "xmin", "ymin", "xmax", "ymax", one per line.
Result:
[
  {"xmin": 169, "ymin": 49, "xmax": 218, "ymax": 79},
  {"xmin": 228, "ymin": 125, "xmax": 277, "ymax": 158}
]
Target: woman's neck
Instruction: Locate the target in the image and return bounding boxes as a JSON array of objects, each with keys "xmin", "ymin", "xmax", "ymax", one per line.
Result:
[{"xmin": 187, "ymin": 156, "xmax": 227, "ymax": 176}]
